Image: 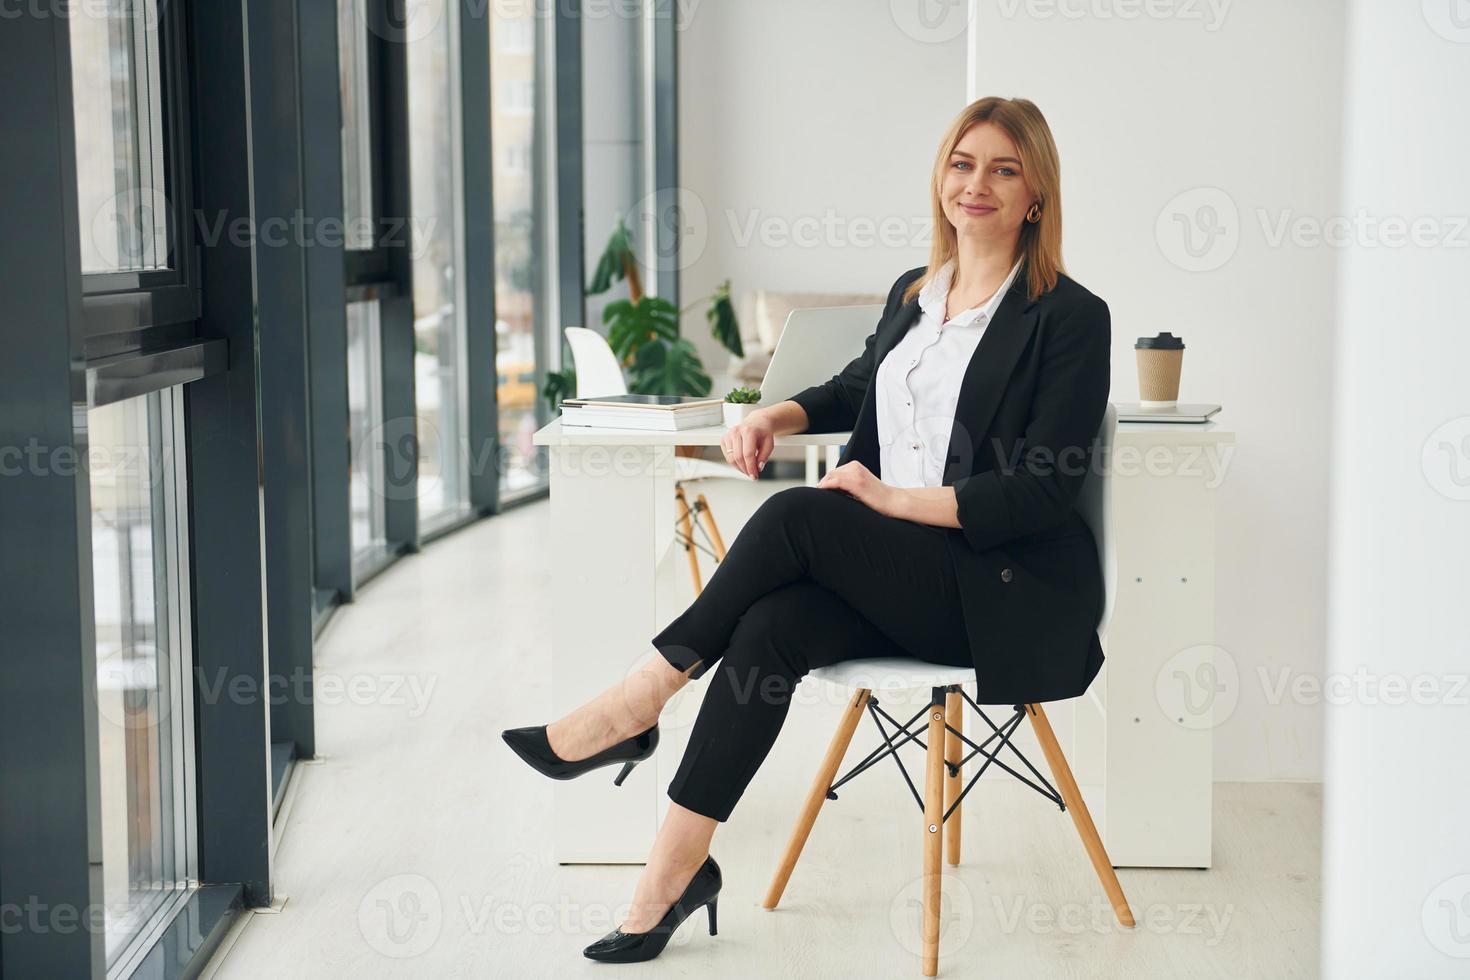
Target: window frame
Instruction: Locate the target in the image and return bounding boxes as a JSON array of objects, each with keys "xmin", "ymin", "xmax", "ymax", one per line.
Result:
[
  {"xmin": 330, "ymin": 0, "xmax": 421, "ymax": 588},
  {"xmin": 92, "ymin": 386, "xmax": 201, "ymax": 980},
  {"xmin": 78, "ymin": 0, "xmax": 203, "ymax": 360},
  {"xmin": 343, "ymin": 0, "xmax": 405, "ymax": 290}
]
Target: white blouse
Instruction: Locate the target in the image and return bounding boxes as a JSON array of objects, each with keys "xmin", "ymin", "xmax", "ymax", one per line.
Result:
[{"xmin": 875, "ymin": 257, "xmax": 1023, "ymax": 488}]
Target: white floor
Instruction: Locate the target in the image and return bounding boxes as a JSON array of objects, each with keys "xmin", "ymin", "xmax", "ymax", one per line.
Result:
[{"xmin": 203, "ymin": 477, "xmax": 1321, "ymax": 979}]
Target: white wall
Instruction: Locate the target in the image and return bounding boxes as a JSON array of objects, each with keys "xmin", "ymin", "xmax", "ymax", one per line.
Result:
[
  {"xmin": 677, "ymin": 0, "xmax": 967, "ymax": 369},
  {"xmin": 1320, "ymin": 2, "xmax": 1470, "ymax": 975},
  {"xmin": 968, "ymin": 1, "xmax": 1346, "ymax": 781}
]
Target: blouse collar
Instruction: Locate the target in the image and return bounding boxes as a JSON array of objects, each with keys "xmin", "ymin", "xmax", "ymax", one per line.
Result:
[{"xmin": 918, "ymin": 257, "xmax": 1024, "ymax": 328}]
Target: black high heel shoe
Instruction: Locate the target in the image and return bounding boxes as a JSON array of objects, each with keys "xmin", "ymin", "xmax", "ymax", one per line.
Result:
[
  {"xmin": 500, "ymin": 722, "xmax": 658, "ymax": 785},
  {"xmin": 582, "ymin": 855, "xmax": 722, "ymax": 963}
]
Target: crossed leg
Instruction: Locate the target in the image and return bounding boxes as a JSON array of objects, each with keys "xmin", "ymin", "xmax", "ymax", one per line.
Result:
[{"xmin": 545, "ymin": 486, "xmax": 972, "ymax": 934}]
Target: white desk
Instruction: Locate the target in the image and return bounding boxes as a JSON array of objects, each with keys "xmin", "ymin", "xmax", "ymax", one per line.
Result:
[
  {"xmin": 532, "ymin": 417, "xmax": 1234, "ymax": 868},
  {"xmin": 1081, "ymin": 420, "xmax": 1235, "ymax": 868}
]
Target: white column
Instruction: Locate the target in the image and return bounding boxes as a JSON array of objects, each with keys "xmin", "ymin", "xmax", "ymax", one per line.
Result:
[{"xmin": 1321, "ymin": 4, "xmax": 1470, "ymax": 975}]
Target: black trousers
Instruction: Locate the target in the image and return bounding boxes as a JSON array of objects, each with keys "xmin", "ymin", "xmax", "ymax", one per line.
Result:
[{"xmin": 651, "ymin": 485, "xmax": 972, "ymax": 823}]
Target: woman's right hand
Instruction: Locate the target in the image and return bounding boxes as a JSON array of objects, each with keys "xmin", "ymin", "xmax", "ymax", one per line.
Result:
[{"xmin": 720, "ymin": 412, "xmax": 776, "ymax": 480}]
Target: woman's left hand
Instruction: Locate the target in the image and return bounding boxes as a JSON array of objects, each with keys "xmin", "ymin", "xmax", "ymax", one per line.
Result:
[{"xmin": 817, "ymin": 461, "xmax": 901, "ymax": 518}]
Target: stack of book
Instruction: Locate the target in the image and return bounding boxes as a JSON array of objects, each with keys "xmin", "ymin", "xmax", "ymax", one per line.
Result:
[{"xmin": 560, "ymin": 394, "xmax": 724, "ymax": 431}]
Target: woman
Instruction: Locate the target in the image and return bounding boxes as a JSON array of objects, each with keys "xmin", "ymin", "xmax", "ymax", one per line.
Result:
[{"xmin": 503, "ymin": 95, "xmax": 1111, "ymax": 963}]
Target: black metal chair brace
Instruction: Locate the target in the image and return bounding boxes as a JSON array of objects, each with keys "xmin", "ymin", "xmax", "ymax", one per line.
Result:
[
  {"xmin": 824, "ymin": 684, "xmax": 1066, "ymax": 824},
  {"xmin": 673, "ymin": 494, "xmax": 722, "ymax": 562}
]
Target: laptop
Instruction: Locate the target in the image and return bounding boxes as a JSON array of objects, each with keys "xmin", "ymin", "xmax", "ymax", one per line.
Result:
[
  {"xmin": 1114, "ymin": 402, "xmax": 1222, "ymax": 423},
  {"xmin": 758, "ymin": 304, "xmax": 885, "ymax": 405}
]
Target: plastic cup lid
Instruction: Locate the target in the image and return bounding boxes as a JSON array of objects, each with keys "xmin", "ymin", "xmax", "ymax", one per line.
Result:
[{"xmin": 1136, "ymin": 332, "xmax": 1185, "ymax": 350}]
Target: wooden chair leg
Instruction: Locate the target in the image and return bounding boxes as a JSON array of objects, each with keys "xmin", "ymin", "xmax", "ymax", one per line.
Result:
[
  {"xmin": 674, "ymin": 484, "xmax": 702, "ymax": 594},
  {"xmin": 943, "ymin": 689, "xmax": 963, "ymax": 867},
  {"xmin": 693, "ymin": 492, "xmax": 727, "ymax": 560},
  {"xmin": 763, "ymin": 687, "xmax": 871, "ymax": 910},
  {"xmin": 921, "ymin": 692, "xmax": 946, "ymax": 977},
  {"xmin": 1024, "ymin": 703, "xmax": 1136, "ymax": 928}
]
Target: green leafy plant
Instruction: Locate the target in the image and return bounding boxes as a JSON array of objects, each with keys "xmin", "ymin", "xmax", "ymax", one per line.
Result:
[
  {"xmin": 597, "ymin": 295, "xmax": 711, "ymax": 395},
  {"xmin": 603, "ymin": 295, "xmax": 678, "ymax": 357},
  {"xmin": 587, "ymin": 216, "xmax": 642, "ymax": 299},
  {"xmin": 542, "ymin": 366, "xmax": 576, "ymax": 411},
  {"xmin": 706, "ymin": 280, "xmax": 742, "ymax": 358},
  {"xmin": 630, "ymin": 336, "xmax": 711, "ymax": 396},
  {"xmin": 724, "ymin": 385, "xmax": 761, "ymax": 404},
  {"xmin": 543, "ymin": 217, "xmax": 743, "ymax": 412}
]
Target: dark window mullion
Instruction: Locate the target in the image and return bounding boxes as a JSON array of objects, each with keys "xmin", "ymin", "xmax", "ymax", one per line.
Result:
[
  {"xmin": 159, "ymin": 0, "xmax": 196, "ymax": 284},
  {"xmin": 341, "ymin": 0, "xmax": 395, "ymax": 284}
]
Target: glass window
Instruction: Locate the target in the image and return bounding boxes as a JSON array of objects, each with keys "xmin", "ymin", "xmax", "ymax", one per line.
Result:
[
  {"xmin": 501, "ymin": 142, "xmax": 530, "ymax": 175},
  {"xmin": 347, "ymin": 300, "xmax": 388, "ymax": 567},
  {"xmin": 408, "ymin": 0, "xmax": 470, "ymax": 528},
  {"xmin": 491, "ymin": 5, "xmax": 548, "ymax": 499},
  {"xmin": 69, "ymin": 0, "xmax": 169, "ymax": 274},
  {"xmin": 89, "ymin": 388, "xmax": 195, "ymax": 971},
  {"xmin": 500, "ymin": 77, "xmax": 534, "ymax": 114},
  {"xmin": 338, "ymin": 0, "xmax": 376, "ymax": 250},
  {"xmin": 495, "ymin": 16, "xmax": 533, "ymax": 54}
]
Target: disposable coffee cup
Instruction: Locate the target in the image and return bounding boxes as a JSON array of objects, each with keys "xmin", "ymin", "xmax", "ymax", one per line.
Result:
[{"xmin": 1135, "ymin": 332, "xmax": 1185, "ymax": 407}]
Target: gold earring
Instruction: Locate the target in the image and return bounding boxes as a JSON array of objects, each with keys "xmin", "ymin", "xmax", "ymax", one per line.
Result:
[{"xmin": 1026, "ymin": 203, "xmax": 1042, "ymax": 223}]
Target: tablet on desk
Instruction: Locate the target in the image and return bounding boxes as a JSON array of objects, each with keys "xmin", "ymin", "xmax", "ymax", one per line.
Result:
[{"xmin": 1114, "ymin": 402, "xmax": 1222, "ymax": 423}]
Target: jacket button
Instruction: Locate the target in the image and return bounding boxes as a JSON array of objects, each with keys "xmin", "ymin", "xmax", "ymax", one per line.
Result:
[{"xmin": 1000, "ymin": 567, "xmax": 1013, "ymax": 583}]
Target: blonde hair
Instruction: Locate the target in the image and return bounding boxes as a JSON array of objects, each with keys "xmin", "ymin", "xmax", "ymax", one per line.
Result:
[{"xmin": 903, "ymin": 96, "xmax": 1065, "ymax": 305}]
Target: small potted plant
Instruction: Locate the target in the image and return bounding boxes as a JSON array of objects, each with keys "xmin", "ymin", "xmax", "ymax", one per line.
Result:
[{"xmin": 723, "ymin": 386, "xmax": 762, "ymax": 426}]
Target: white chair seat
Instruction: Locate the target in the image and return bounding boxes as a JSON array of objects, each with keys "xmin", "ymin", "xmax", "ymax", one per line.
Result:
[
  {"xmin": 810, "ymin": 656, "xmax": 978, "ymax": 693},
  {"xmin": 674, "ymin": 456, "xmax": 748, "ymax": 482}
]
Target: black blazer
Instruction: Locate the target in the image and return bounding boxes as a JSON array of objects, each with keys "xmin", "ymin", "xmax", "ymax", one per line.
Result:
[{"xmin": 789, "ymin": 260, "xmax": 1111, "ymax": 704}]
